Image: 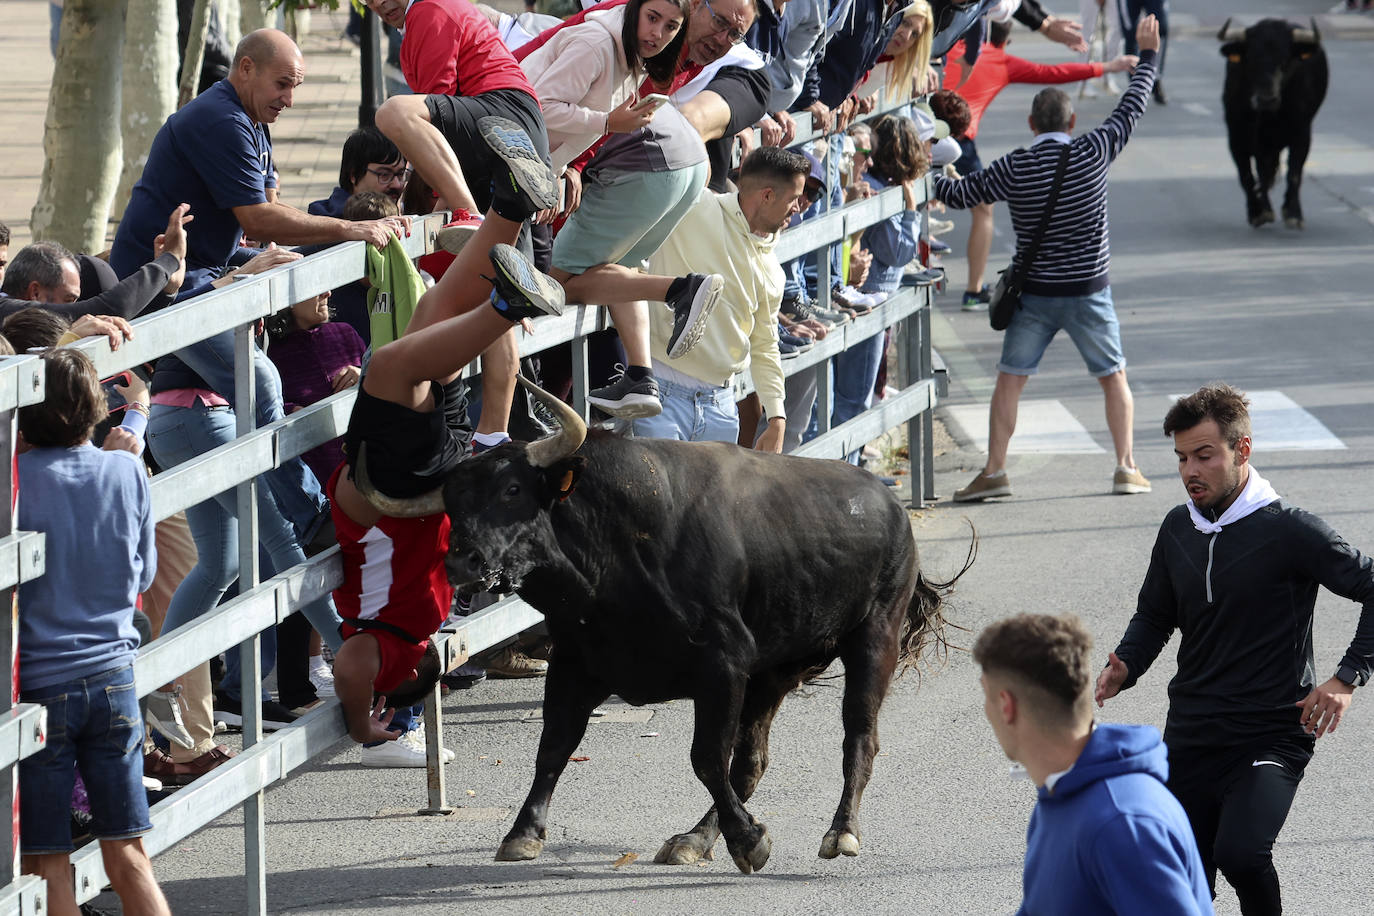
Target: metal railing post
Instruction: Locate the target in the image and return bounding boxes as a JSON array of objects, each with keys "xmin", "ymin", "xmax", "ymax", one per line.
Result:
[
  {"xmin": 918, "ymin": 303, "xmax": 936, "ymax": 502},
  {"xmin": 420, "ymin": 684, "xmax": 454, "ymax": 815},
  {"xmin": 233, "ymin": 324, "xmax": 267, "ymax": 914},
  {"xmin": 0, "ymin": 408, "xmax": 17, "ymax": 892}
]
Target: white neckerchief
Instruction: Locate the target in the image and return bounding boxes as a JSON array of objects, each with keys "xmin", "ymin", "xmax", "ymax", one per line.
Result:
[{"xmin": 1186, "ymin": 466, "xmax": 1280, "ymax": 534}]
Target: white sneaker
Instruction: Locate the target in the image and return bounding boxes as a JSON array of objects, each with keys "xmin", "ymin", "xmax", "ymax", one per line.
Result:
[
  {"xmin": 360, "ymin": 733, "xmax": 450, "ymax": 768},
  {"xmin": 404, "ymin": 725, "xmax": 456, "ymax": 762},
  {"xmin": 309, "ymin": 663, "xmax": 336, "ymax": 699}
]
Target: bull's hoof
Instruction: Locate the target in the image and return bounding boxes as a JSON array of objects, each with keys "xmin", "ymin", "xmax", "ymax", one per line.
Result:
[
  {"xmin": 654, "ymin": 832, "xmax": 716, "ymax": 865},
  {"xmin": 1250, "ymin": 208, "xmax": 1275, "ymax": 227},
  {"xmin": 728, "ymin": 824, "xmax": 771, "ymax": 874},
  {"xmin": 495, "ymin": 836, "xmax": 544, "ymax": 861},
  {"xmin": 819, "ymin": 829, "xmax": 861, "ymax": 859},
  {"xmin": 1284, "ymin": 215, "xmax": 1304, "ymax": 230}
]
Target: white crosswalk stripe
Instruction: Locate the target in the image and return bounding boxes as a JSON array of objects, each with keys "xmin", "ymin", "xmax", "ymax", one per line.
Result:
[{"xmin": 946, "ymin": 391, "xmax": 1346, "ymax": 455}]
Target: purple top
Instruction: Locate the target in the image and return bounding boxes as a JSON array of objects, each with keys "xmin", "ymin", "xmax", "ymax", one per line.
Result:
[{"xmin": 267, "ymin": 321, "xmax": 366, "ymax": 484}]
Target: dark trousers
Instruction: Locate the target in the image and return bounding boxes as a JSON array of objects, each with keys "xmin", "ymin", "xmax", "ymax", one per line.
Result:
[
  {"xmin": 1167, "ymin": 735, "xmax": 1313, "ymax": 915},
  {"xmin": 1117, "ymin": 0, "xmax": 1169, "ymax": 76}
]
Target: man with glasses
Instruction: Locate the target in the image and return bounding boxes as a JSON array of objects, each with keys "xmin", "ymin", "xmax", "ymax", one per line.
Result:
[{"xmin": 308, "ymin": 126, "xmax": 411, "ymax": 218}]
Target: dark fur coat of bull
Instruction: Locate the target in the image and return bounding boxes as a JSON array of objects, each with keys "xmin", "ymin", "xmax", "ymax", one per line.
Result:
[
  {"xmin": 1218, "ymin": 17, "xmax": 1328, "ymax": 228},
  {"xmin": 359, "ymin": 381, "xmax": 965, "ymax": 873}
]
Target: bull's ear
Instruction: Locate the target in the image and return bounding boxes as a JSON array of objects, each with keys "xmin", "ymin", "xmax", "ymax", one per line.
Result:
[
  {"xmin": 1220, "ymin": 41, "xmax": 1243, "ymax": 61},
  {"xmin": 543, "ymin": 456, "xmax": 587, "ymax": 504}
]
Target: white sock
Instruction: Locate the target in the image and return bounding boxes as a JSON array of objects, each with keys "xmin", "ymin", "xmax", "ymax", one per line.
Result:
[
  {"xmin": 474, "ymin": 431, "xmax": 510, "ymax": 448},
  {"xmin": 309, "ymin": 655, "xmax": 329, "ymax": 673},
  {"xmin": 983, "ymin": 469, "xmax": 1006, "ymax": 479}
]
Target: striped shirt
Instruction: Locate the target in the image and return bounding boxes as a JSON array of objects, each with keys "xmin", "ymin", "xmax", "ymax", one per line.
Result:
[{"xmin": 933, "ymin": 50, "xmax": 1157, "ymax": 297}]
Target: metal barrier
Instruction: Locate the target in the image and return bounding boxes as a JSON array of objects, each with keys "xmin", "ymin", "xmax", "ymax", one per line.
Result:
[{"xmin": 0, "ymin": 87, "xmax": 942, "ymax": 914}]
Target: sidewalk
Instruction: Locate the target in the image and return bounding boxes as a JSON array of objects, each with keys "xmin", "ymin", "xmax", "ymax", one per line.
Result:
[{"xmin": 1, "ymin": 0, "xmax": 367, "ymax": 250}]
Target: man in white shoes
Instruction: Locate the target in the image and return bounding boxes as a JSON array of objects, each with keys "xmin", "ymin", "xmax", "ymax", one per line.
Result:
[
  {"xmin": 1095, "ymin": 384, "xmax": 1374, "ymax": 915},
  {"xmin": 939, "ymin": 16, "xmax": 1163, "ymax": 502}
]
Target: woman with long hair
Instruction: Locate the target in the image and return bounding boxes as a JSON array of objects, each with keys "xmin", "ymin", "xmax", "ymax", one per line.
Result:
[{"xmin": 511, "ymin": 0, "xmax": 726, "ymax": 418}]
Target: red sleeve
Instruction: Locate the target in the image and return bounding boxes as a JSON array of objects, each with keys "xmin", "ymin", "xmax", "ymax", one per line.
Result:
[
  {"xmin": 1003, "ymin": 55, "xmax": 1104, "ymax": 86},
  {"xmin": 401, "ymin": 3, "xmax": 461, "ymax": 95}
]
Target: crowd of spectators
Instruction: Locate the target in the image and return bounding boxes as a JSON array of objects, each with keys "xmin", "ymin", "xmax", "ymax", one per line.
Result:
[{"xmin": 7, "ymin": 0, "xmax": 1144, "ymax": 907}]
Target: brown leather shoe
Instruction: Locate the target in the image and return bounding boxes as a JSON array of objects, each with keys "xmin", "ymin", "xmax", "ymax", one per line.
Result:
[{"xmin": 145, "ymin": 744, "xmax": 237, "ymax": 787}]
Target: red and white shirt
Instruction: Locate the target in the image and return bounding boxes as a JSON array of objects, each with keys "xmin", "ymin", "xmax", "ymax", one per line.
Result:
[{"xmin": 329, "ymin": 466, "xmax": 454, "ymax": 691}]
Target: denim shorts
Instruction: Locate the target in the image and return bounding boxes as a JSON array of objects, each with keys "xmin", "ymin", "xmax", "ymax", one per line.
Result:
[
  {"xmin": 20, "ymin": 664, "xmax": 151, "ymax": 852},
  {"xmin": 632, "ymin": 376, "xmax": 738, "ymax": 444},
  {"xmin": 997, "ymin": 286, "xmax": 1127, "ymax": 378}
]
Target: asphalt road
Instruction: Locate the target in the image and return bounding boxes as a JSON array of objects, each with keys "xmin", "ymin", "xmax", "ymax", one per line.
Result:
[{"xmin": 126, "ymin": 3, "xmax": 1374, "ymax": 914}]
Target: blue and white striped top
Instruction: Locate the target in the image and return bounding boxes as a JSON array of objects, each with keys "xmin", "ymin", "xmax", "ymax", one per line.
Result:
[{"xmin": 933, "ymin": 50, "xmax": 1157, "ymax": 298}]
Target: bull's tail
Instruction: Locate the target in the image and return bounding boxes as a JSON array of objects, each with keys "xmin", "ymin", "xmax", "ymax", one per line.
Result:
[{"xmin": 896, "ymin": 522, "xmax": 977, "ymax": 678}]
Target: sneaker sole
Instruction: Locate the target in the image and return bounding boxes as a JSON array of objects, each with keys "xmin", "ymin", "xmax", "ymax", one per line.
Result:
[
  {"xmin": 952, "ymin": 485, "xmax": 1012, "ymax": 502},
  {"xmin": 214, "ymin": 709, "xmax": 243, "ymax": 728},
  {"xmin": 961, "ymin": 303, "xmax": 989, "ymax": 312},
  {"xmin": 667, "ymin": 275, "xmax": 723, "ymax": 359},
  {"xmin": 588, "ymin": 392, "xmax": 663, "ymax": 419},
  {"xmin": 477, "ymin": 116, "xmax": 559, "ymax": 212},
  {"xmin": 1113, "ymin": 482, "xmax": 1152, "ymax": 495},
  {"xmin": 489, "ymin": 244, "xmax": 565, "ymax": 317},
  {"xmin": 436, "ymin": 223, "xmax": 481, "ymax": 256}
]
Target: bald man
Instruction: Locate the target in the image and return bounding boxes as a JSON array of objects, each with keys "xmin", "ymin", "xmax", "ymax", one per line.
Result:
[
  {"xmin": 109, "ymin": 29, "xmax": 410, "ymax": 545},
  {"xmin": 112, "ymin": 29, "xmax": 406, "ymax": 291}
]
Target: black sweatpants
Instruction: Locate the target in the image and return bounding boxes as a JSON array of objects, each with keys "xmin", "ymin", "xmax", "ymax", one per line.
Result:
[{"xmin": 1166, "ymin": 734, "xmax": 1313, "ymax": 915}]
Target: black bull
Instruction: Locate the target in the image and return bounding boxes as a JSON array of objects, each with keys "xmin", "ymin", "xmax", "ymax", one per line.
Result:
[
  {"xmin": 1218, "ymin": 17, "xmax": 1329, "ymax": 229},
  {"xmin": 359, "ymin": 381, "xmax": 969, "ymax": 873}
]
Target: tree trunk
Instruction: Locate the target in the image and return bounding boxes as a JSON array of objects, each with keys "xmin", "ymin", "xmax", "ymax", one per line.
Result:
[
  {"xmin": 221, "ymin": 0, "xmax": 243, "ymax": 46},
  {"xmin": 115, "ymin": 0, "xmax": 178, "ymax": 221},
  {"xmin": 178, "ymin": 0, "xmax": 214, "ymax": 109},
  {"xmin": 30, "ymin": 0, "xmax": 127, "ymax": 253}
]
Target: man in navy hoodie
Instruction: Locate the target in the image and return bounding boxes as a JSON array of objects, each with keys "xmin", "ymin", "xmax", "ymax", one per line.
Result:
[{"xmin": 975, "ymin": 613, "xmax": 1212, "ymax": 915}]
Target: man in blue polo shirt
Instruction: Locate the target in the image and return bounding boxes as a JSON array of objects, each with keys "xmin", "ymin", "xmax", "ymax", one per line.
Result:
[{"xmin": 111, "ymin": 28, "xmax": 408, "ymax": 537}]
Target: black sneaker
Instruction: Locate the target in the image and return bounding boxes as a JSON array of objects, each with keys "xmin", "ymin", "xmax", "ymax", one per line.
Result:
[
  {"xmin": 903, "ymin": 266, "xmax": 945, "ymax": 288},
  {"xmin": 1152, "ymin": 81, "xmax": 1168, "ymax": 105},
  {"xmin": 664, "ymin": 274, "xmax": 723, "ymax": 358},
  {"xmin": 213, "ymin": 691, "xmax": 298, "ymax": 731},
  {"xmin": 588, "ymin": 367, "xmax": 663, "ymax": 419},
  {"xmin": 477, "ymin": 116, "xmax": 559, "ymax": 215},
  {"xmin": 961, "ymin": 286, "xmax": 991, "ymax": 312},
  {"xmin": 780, "ymin": 295, "xmax": 834, "ymax": 330},
  {"xmin": 487, "ymin": 244, "xmax": 565, "ymax": 321}
]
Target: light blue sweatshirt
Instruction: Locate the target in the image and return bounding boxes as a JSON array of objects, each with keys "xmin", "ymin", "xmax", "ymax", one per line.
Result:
[{"xmin": 17, "ymin": 444, "xmax": 155, "ymax": 690}]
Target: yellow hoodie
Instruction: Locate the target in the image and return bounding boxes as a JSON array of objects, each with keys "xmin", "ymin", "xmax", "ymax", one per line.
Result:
[{"xmin": 648, "ymin": 189, "xmax": 787, "ymax": 420}]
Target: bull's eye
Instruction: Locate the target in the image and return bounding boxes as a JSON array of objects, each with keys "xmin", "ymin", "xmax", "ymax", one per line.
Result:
[{"xmin": 504, "ymin": 483, "xmax": 521, "ymax": 499}]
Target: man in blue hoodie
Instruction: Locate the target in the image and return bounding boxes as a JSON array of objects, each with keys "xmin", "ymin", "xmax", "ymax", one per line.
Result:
[{"xmin": 974, "ymin": 613, "xmax": 1212, "ymax": 915}]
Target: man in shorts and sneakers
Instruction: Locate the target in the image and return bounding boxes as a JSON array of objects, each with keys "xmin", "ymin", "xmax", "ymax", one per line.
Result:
[
  {"xmin": 936, "ymin": 16, "xmax": 1161, "ymax": 503},
  {"xmin": 330, "ymin": 202, "xmax": 568, "ymax": 746}
]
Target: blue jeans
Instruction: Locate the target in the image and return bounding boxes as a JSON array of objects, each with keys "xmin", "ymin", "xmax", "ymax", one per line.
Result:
[
  {"xmin": 172, "ymin": 327, "xmax": 327, "ymax": 539},
  {"xmin": 20, "ymin": 664, "xmax": 150, "ymax": 852},
  {"xmin": 147, "ymin": 403, "xmax": 343, "ymax": 668},
  {"xmin": 832, "ymin": 331, "xmax": 887, "ymax": 464},
  {"xmin": 632, "ymin": 376, "xmax": 738, "ymax": 443},
  {"xmin": 998, "ymin": 287, "xmax": 1126, "ymax": 378}
]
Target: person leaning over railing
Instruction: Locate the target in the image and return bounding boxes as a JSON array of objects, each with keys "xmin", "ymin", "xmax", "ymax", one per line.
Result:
[
  {"xmin": 15, "ymin": 347, "xmax": 173, "ymax": 916},
  {"xmin": 0, "ymin": 205, "xmax": 190, "ymax": 324}
]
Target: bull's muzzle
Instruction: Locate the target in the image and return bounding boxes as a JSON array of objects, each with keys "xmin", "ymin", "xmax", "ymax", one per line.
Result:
[{"xmin": 447, "ymin": 548, "xmax": 494, "ymax": 590}]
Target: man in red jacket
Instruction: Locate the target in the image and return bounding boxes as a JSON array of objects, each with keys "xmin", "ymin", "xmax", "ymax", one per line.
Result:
[{"xmin": 942, "ymin": 19, "xmax": 1136, "ymax": 310}]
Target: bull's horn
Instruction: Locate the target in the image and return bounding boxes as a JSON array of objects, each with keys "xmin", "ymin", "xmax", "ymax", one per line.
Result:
[
  {"xmin": 353, "ymin": 443, "xmax": 447, "ymax": 518},
  {"xmin": 1293, "ymin": 18, "xmax": 1319, "ymax": 44},
  {"xmin": 518, "ymin": 375, "xmax": 587, "ymax": 468},
  {"xmin": 1217, "ymin": 18, "xmax": 1247, "ymax": 42}
]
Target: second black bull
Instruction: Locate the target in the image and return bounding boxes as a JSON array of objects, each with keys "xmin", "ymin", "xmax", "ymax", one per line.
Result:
[
  {"xmin": 359, "ymin": 380, "xmax": 970, "ymax": 873},
  {"xmin": 1218, "ymin": 17, "xmax": 1329, "ymax": 229}
]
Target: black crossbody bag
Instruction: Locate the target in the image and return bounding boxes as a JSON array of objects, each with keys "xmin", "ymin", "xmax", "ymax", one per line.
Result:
[{"xmin": 989, "ymin": 145, "xmax": 1073, "ymax": 331}]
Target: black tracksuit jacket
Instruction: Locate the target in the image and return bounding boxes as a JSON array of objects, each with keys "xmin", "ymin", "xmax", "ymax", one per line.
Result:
[{"xmin": 1115, "ymin": 499, "xmax": 1374, "ymax": 751}]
